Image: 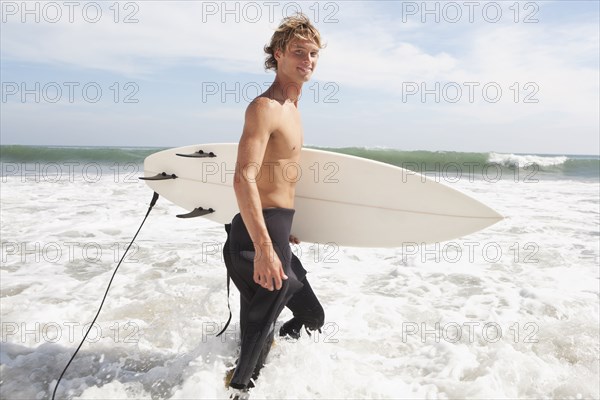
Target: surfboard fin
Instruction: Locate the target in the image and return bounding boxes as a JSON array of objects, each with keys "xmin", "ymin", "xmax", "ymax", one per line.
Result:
[
  {"xmin": 176, "ymin": 207, "xmax": 215, "ymax": 218},
  {"xmin": 176, "ymin": 150, "xmax": 217, "ymax": 158},
  {"xmin": 138, "ymin": 172, "xmax": 178, "ymax": 181}
]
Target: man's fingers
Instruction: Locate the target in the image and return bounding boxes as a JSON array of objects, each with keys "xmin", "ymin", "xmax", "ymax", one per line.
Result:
[
  {"xmin": 254, "ymin": 257, "xmax": 287, "ymax": 290},
  {"xmin": 254, "ymin": 273, "xmax": 273, "ymax": 290},
  {"xmin": 255, "ymin": 273, "xmax": 267, "ymax": 287},
  {"xmin": 256, "ymin": 274, "xmax": 285, "ymax": 291}
]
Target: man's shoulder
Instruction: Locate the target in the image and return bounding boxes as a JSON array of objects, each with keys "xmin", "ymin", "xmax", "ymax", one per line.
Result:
[
  {"xmin": 248, "ymin": 95, "xmax": 280, "ymax": 111},
  {"xmin": 245, "ymin": 95, "xmax": 281, "ymax": 120}
]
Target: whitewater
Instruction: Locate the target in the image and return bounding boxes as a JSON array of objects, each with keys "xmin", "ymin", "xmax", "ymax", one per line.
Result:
[{"xmin": 1, "ymin": 148, "xmax": 598, "ymax": 399}]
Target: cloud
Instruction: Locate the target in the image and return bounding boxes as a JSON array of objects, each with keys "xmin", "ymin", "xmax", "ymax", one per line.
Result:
[
  {"xmin": 1, "ymin": 1, "xmax": 598, "ymax": 153},
  {"xmin": 1, "ymin": 2, "xmax": 273, "ymax": 77}
]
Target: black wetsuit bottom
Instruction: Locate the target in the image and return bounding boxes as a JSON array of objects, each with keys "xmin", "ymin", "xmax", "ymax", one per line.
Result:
[{"xmin": 223, "ymin": 208, "xmax": 324, "ymax": 389}]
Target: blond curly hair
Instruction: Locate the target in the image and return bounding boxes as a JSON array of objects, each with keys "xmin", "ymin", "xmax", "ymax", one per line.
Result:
[{"xmin": 264, "ymin": 13, "xmax": 324, "ymax": 71}]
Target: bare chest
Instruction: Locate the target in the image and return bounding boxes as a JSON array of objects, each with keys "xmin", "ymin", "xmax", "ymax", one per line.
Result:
[{"xmin": 267, "ymin": 104, "xmax": 303, "ymax": 161}]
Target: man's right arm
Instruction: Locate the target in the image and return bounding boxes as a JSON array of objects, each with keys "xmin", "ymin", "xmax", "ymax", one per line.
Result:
[{"xmin": 233, "ymin": 98, "xmax": 288, "ymax": 291}]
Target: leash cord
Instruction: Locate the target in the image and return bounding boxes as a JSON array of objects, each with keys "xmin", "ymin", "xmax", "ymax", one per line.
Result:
[{"xmin": 51, "ymin": 191, "xmax": 159, "ymax": 400}]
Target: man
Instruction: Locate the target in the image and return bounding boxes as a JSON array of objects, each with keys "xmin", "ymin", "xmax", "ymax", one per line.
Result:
[{"xmin": 221, "ymin": 13, "xmax": 326, "ymax": 396}]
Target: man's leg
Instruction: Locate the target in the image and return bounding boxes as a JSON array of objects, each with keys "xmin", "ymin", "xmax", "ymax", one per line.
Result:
[
  {"xmin": 224, "ymin": 209, "xmax": 304, "ymax": 389},
  {"xmin": 280, "ymin": 254, "xmax": 325, "ymax": 338},
  {"xmin": 229, "ymin": 269, "xmax": 302, "ymax": 388},
  {"xmin": 226, "ymin": 293, "xmax": 278, "ymax": 389},
  {"xmin": 239, "ymin": 294, "xmax": 249, "ymax": 340}
]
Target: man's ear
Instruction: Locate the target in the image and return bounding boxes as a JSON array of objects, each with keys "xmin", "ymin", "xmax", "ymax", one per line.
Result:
[{"xmin": 274, "ymin": 47, "xmax": 283, "ymax": 61}]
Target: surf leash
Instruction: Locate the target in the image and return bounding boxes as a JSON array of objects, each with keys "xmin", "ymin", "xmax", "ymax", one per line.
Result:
[{"xmin": 51, "ymin": 191, "xmax": 160, "ymax": 400}]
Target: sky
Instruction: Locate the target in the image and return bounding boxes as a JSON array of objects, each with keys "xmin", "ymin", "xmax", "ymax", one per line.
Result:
[{"xmin": 1, "ymin": 0, "xmax": 599, "ymax": 155}]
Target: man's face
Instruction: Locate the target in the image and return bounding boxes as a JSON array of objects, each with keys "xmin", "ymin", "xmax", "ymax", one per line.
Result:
[{"xmin": 275, "ymin": 39, "xmax": 320, "ymax": 83}]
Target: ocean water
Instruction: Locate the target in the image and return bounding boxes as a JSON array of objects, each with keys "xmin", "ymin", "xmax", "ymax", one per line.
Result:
[{"xmin": 1, "ymin": 145, "xmax": 598, "ymax": 399}]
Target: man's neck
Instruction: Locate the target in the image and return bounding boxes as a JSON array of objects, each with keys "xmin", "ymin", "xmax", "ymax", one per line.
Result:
[{"xmin": 268, "ymin": 76, "xmax": 303, "ymax": 106}]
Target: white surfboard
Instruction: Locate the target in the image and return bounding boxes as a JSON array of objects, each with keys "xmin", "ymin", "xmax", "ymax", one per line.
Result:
[{"xmin": 142, "ymin": 143, "xmax": 503, "ymax": 247}]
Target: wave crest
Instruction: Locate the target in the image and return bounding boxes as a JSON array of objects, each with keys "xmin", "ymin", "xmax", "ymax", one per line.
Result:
[{"xmin": 488, "ymin": 152, "xmax": 569, "ymax": 168}]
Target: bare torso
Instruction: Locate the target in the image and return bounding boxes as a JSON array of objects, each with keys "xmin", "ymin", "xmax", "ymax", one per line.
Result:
[{"xmin": 255, "ymin": 96, "xmax": 303, "ymax": 209}]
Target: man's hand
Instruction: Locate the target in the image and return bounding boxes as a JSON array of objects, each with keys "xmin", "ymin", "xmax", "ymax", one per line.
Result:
[
  {"xmin": 253, "ymin": 243, "xmax": 288, "ymax": 291},
  {"xmin": 289, "ymin": 235, "xmax": 301, "ymax": 244}
]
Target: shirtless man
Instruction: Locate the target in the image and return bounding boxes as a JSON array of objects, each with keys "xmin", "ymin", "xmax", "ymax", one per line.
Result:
[{"xmin": 221, "ymin": 13, "xmax": 325, "ymax": 395}]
